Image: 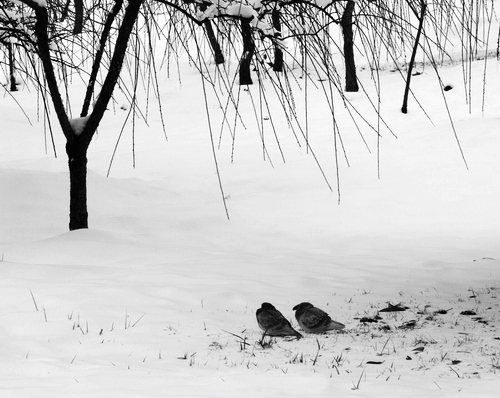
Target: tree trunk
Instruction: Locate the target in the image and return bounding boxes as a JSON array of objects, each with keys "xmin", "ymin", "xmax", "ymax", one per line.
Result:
[
  {"xmin": 239, "ymin": 19, "xmax": 255, "ymax": 85},
  {"xmin": 198, "ymin": 4, "xmax": 224, "ymax": 65},
  {"xmin": 73, "ymin": 0, "xmax": 84, "ymax": 35},
  {"xmin": 272, "ymin": 8, "xmax": 283, "ymax": 72},
  {"xmin": 341, "ymin": 1, "xmax": 359, "ymax": 92},
  {"xmin": 401, "ymin": 1, "xmax": 427, "ymax": 114},
  {"xmin": 66, "ymin": 141, "xmax": 89, "ymax": 230},
  {"xmin": 8, "ymin": 42, "xmax": 17, "ymax": 92},
  {"xmin": 204, "ymin": 19, "xmax": 225, "ymax": 64}
]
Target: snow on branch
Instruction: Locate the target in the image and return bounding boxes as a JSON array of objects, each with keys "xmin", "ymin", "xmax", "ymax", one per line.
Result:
[
  {"xmin": 314, "ymin": 0, "xmax": 333, "ymax": 7},
  {"xmin": 69, "ymin": 116, "xmax": 90, "ymax": 136},
  {"xmin": 196, "ymin": 0, "xmax": 277, "ymax": 35},
  {"xmin": 10, "ymin": 0, "xmax": 47, "ymax": 8}
]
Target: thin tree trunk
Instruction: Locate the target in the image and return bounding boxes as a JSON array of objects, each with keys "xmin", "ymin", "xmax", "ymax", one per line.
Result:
[
  {"xmin": 73, "ymin": 0, "xmax": 84, "ymax": 35},
  {"xmin": 239, "ymin": 19, "xmax": 255, "ymax": 85},
  {"xmin": 272, "ymin": 8, "xmax": 283, "ymax": 72},
  {"xmin": 341, "ymin": 1, "xmax": 359, "ymax": 92},
  {"xmin": 204, "ymin": 19, "xmax": 224, "ymax": 64},
  {"xmin": 401, "ymin": 1, "xmax": 427, "ymax": 114},
  {"xmin": 8, "ymin": 42, "xmax": 17, "ymax": 92},
  {"xmin": 197, "ymin": 4, "xmax": 224, "ymax": 65}
]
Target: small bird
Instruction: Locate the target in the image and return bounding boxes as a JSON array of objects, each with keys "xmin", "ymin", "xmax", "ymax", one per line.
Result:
[
  {"xmin": 256, "ymin": 302, "xmax": 303, "ymax": 339},
  {"xmin": 293, "ymin": 302, "xmax": 345, "ymax": 333}
]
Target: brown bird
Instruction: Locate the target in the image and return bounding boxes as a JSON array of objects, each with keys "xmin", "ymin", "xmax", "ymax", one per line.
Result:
[
  {"xmin": 293, "ymin": 302, "xmax": 345, "ymax": 333},
  {"xmin": 256, "ymin": 302, "xmax": 302, "ymax": 339}
]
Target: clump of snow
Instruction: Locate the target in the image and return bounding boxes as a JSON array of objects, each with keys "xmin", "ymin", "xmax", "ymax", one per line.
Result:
[
  {"xmin": 197, "ymin": 0, "xmax": 277, "ymax": 35},
  {"xmin": 315, "ymin": 0, "xmax": 333, "ymax": 7},
  {"xmin": 246, "ymin": 0, "xmax": 262, "ymax": 8},
  {"xmin": 12, "ymin": 0, "xmax": 47, "ymax": 7},
  {"xmin": 226, "ymin": 4, "xmax": 256, "ymax": 19},
  {"xmin": 69, "ymin": 115, "xmax": 89, "ymax": 136}
]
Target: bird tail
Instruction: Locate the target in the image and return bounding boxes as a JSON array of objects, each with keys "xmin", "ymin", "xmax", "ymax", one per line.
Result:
[{"xmin": 329, "ymin": 320, "xmax": 345, "ymax": 330}]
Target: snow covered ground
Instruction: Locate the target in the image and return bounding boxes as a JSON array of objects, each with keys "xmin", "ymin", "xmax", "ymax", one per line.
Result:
[{"xmin": 1, "ymin": 51, "xmax": 499, "ymax": 397}]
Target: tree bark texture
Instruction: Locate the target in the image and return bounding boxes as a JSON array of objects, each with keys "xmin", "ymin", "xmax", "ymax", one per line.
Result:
[
  {"xmin": 341, "ymin": 1, "xmax": 359, "ymax": 92},
  {"xmin": 239, "ymin": 19, "xmax": 255, "ymax": 85}
]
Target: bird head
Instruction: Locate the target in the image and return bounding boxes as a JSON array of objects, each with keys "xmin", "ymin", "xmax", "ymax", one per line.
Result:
[{"xmin": 293, "ymin": 302, "xmax": 314, "ymax": 311}]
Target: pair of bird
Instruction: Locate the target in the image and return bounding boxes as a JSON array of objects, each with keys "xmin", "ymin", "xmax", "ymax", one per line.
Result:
[{"xmin": 256, "ymin": 302, "xmax": 345, "ymax": 339}]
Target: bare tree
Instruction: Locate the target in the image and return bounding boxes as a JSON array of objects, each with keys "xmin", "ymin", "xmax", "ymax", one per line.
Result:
[{"xmin": 1, "ymin": 0, "xmax": 144, "ymax": 229}]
